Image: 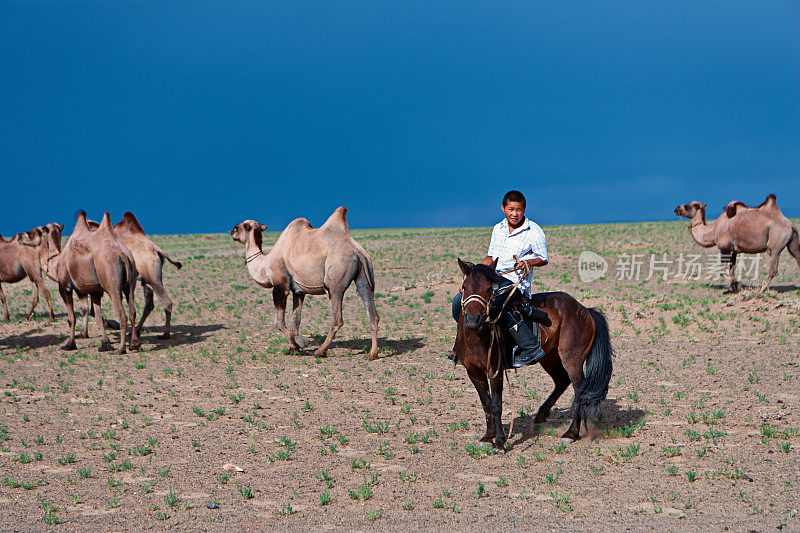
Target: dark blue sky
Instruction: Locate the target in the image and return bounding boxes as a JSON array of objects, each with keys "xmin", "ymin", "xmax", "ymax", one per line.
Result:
[{"xmin": 2, "ymin": 1, "xmax": 798, "ymax": 234}]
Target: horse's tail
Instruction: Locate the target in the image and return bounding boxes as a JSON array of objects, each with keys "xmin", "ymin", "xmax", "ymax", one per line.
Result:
[{"xmin": 573, "ymin": 307, "xmax": 614, "ymax": 420}]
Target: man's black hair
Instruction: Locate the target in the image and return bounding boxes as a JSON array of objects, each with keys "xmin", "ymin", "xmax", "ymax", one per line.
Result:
[{"xmin": 502, "ymin": 190, "xmax": 526, "ymax": 208}]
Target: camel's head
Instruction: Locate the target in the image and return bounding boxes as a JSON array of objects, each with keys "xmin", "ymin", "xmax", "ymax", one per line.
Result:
[
  {"xmin": 18, "ymin": 226, "xmax": 47, "ymax": 248},
  {"xmin": 674, "ymin": 201, "xmax": 706, "ymax": 219},
  {"xmin": 231, "ymin": 220, "xmax": 268, "ymax": 248},
  {"xmin": 43, "ymin": 223, "xmax": 64, "ymax": 252}
]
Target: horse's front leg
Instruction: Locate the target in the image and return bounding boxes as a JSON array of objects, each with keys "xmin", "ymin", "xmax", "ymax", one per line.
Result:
[
  {"xmin": 467, "ymin": 371, "xmax": 494, "ymax": 442},
  {"xmin": 489, "ymin": 372, "xmax": 506, "ymax": 450}
]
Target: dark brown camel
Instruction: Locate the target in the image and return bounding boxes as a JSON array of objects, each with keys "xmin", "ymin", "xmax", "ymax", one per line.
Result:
[{"xmin": 0, "ymin": 226, "xmax": 55, "ymax": 322}]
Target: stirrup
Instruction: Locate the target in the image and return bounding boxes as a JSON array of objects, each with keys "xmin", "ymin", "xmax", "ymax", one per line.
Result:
[{"xmin": 511, "ymin": 345, "xmax": 545, "ymax": 368}]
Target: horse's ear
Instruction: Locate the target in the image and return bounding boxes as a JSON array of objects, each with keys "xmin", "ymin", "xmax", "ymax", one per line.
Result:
[
  {"xmin": 260, "ymin": 224, "xmax": 267, "ymax": 232},
  {"xmin": 489, "ymin": 257, "xmax": 498, "ymax": 270},
  {"xmin": 458, "ymin": 258, "xmax": 471, "ymax": 276}
]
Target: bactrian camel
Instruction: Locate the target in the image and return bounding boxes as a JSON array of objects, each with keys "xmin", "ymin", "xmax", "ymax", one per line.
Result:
[
  {"xmin": 231, "ymin": 206, "xmax": 380, "ymax": 359},
  {"xmin": 86, "ymin": 213, "xmax": 183, "ymax": 338},
  {"xmin": 55, "ymin": 212, "xmax": 140, "ymax": 354},
  {"xmin": 21, "ymin": 222, "xmax": 101, "ymax": 335},
  {"xmin": 0, "ymin": 227, "xmax": 55, "ymax": 322},
  {"xmin": 674, "ymin": 194, "xmax": 800, "ymax": 292}
]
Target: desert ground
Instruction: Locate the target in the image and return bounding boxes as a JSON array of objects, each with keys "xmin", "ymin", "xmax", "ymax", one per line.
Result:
[{"xmin": 1, "ymin": 219, "xmax": 798, "ymax": 531}]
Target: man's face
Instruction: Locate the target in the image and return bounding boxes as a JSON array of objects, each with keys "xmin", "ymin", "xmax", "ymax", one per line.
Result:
[{"xmin": 501, "ymin": 201, "xmax": 525, "ymax": 227}]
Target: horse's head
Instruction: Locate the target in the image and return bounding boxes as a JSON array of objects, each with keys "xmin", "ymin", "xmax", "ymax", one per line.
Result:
[{"xmin": 458, "ymin": 258, "xmax": 499, "ymax": 330}]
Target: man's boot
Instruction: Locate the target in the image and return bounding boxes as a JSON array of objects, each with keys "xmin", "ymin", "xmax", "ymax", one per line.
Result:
[{"xmin": 506, "ymin": 311, "xmax": 545, "ymax": 368}]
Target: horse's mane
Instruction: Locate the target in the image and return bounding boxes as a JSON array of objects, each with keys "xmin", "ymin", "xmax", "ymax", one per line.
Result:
[{"xmin": 471, "ymin": 263, "xmax": 504, "ymax": 284}]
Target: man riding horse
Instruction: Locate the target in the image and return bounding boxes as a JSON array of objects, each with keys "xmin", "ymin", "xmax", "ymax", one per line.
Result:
[{"xmin": 449, "ymin": 190, "xmax": 548, "ymax": 368}]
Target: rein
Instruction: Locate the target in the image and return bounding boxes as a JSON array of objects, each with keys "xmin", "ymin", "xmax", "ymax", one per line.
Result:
[
  {"xmin": 461, "ymin": 256, "xmax": 530, "ymax": 380},
  {"xmin": 245, "ymin": 251, "xmax": 261, "ymax": 264}
]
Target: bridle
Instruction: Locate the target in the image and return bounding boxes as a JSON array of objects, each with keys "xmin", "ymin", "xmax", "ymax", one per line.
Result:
[
  {"xmin": 461, "ymin": 256, "xmax": 530, "ymax": 325},
  {"xmin": 460, "ymin": 257, "xmax": 531, "ymax": 379},
  {"xmin": 245, "ymin": 251, "xmax": 261, "ymax": 264}
]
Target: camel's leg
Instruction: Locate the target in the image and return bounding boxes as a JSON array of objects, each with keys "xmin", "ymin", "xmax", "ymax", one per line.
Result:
[
  {"xmin": 314, "ymin": 289, "xmax": 345, "ymax": 357},
  {"xmin": 760, "ymin": 250, "xmax": 781, "ymax": 292},
  {"xmin": 272, "ymin": 288, "xmax": 289, "ymax": 336},
  {"xmin": 787, "ymin": 229, "xmax": 800, "ymax": 271},
  {"xmin": 90, "ymin": 294, "xmax": 113, "ymax": 352},
  {"xmin": 79, "ymin": 296, "xmax": 91, "ymax": 338},
  {"xmin": 136, "ymin": 282, "xmax": 155, "ymax": 337},
  {"xmin": 28, "ymin": 271, "xmax": 54, "ymax": 323},
  {"xmin": 0, "ymin": 283, "xmax": 9, "ymax": 321},
  {"xmin": 59, "ymin": 286, "xmax": 77, "ymax": 351},
  {"xmin": 534, "ymin": 354, "xmax": 571, "ymax": 424},
  {"xmin": 24, "ymin": 283, "xmax": 39, "ymax": 321},
  {"xmin": 355, "ymin": 274, "xmax": 380, "ymax": 360},
  {"xmin": 288, "ymin": 292, "xmax": 305, "ymax": 351},
  {"xmin": 150, "ymin": 281, "xmax": 173, "ymax": 339},
  {"xmin": 725, "ymin": 252, "xmax": 740, "ymax": 293},
  {"xmin": 105, "ymin": 290, "xmax": 128, "ymax": 355},
  {"xmin": 466, "ymin": 368, "xmax": 495, "ymax": 443},
  {"xmin": 126, "ymin": 283, "xmax": 139, "ymax": 351}
]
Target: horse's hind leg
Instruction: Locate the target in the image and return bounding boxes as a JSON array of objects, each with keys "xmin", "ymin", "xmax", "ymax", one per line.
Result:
[
  {"xmin": 561, "ymin": 343, "xmax": 592, "ymax": 442},
  {"xmin": 467, "ymin": 370, "xmax": 495, "ymax": 443},
  {"xmin": 534, "ymin": 355, "xmax": 570, "ymax": 424}
]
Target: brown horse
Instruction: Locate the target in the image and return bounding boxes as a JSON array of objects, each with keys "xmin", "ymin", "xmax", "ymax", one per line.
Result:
[{"xmin": 455, "ymin": 259, "xmax": 613, "ymax": 449}]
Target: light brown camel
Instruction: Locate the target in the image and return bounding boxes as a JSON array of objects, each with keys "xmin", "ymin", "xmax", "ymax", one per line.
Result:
[
  {"xmin": 21, "ymin": 222, "xmax": 98, "ymax": 334},
  {"xmin": 0, "ymin": 226, "xmax": 55, "ymax": 322},
  {"xmin": 85, "ymin": 213, "xmax": 183, "ymax": 338},
  {"xmin": 55, "ymin": 211, "xmax": 140, "ymax": 354},
  {"xmin": 231, "ymin": 206, "xmax": 380, "ymax": 359},
  {"xmin": 674, "ymin": 194, "xmax": 800, "ymax": 292}
]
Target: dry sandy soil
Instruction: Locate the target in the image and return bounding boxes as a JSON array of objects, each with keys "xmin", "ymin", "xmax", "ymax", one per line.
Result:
[{"xmin": 1, "ymin": 219, "xmax": 799, "ymax": 531}]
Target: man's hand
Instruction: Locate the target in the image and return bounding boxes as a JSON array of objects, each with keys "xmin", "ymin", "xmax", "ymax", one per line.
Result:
[{"xmin": 516, "ymin": 257, "xmax": 548, "ymax": 270}]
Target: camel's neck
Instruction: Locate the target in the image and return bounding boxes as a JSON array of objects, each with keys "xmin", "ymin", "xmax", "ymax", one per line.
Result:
[
  {"xmin": 688, "ymin": 210, "xmax": 717, "ymax": 248},
  {"xmin": 244, "ymin": 237, "xmax": 273, "ymax": 287}
]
